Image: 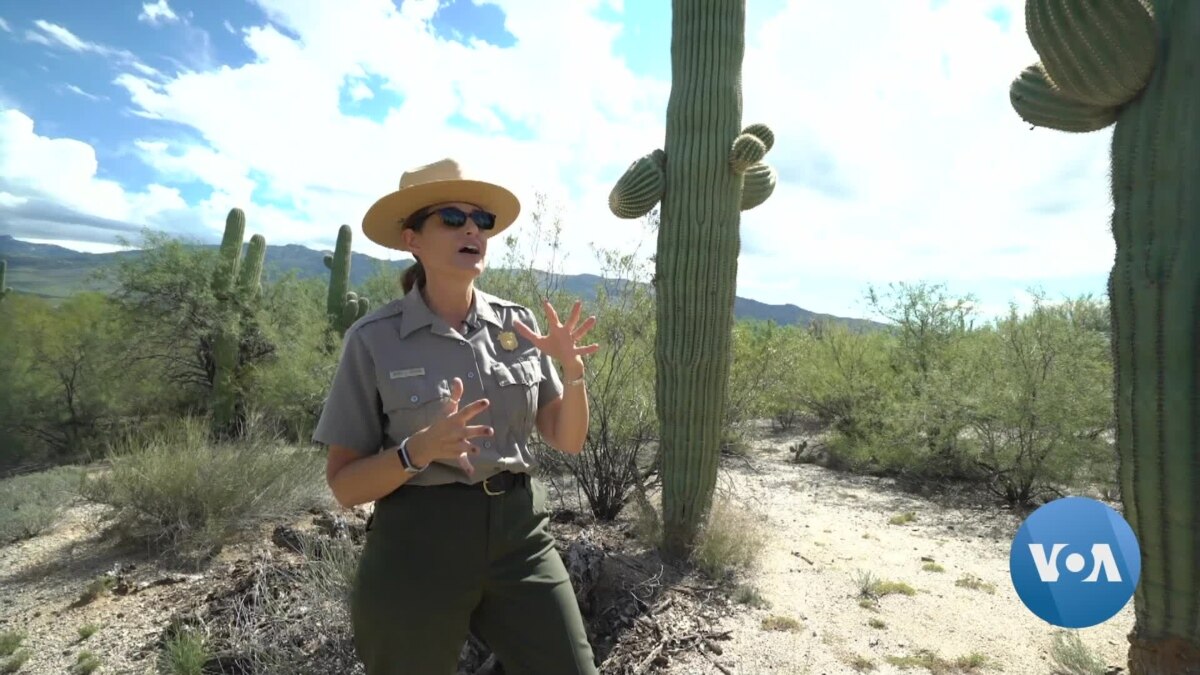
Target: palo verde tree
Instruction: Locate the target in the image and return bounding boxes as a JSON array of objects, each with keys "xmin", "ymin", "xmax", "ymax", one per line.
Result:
[
  {"xmin": 608, "ymin": 0, "xmax": 778, "ymax": 557},
  {"xmin": 1008, "ymin": 1, "xmax": 1199, "ymax": 671}
]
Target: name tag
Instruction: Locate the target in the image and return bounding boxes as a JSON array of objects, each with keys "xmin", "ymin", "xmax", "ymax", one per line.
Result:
[{"xmin": 389, "ymin": 368, "xmax": 425, "ymax": 379}]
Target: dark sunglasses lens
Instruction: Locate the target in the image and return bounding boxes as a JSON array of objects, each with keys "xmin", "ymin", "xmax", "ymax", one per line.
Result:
[
  {"xmin": 471, "ymin": 210, "xmax": 496, "ymax": 230},
  {"xmin": 437, "ymin": 207, "xmax": 467, "ymax": 226},
  {"xmin": 436, "ymin": 207, "xmax": 495, "ymax": 230}
]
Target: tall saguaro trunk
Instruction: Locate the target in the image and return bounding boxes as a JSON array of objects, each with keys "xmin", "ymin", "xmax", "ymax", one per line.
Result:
[
  {"xmin": 608, "ymin": 0, "xmax": 778, "ymax": 557},
  {"xmin": 1008, "ymin": 1, "xmax": 1199, "ymax": 671}
]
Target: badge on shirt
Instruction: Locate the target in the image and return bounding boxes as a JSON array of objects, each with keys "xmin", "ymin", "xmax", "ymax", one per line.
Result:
[{"xmin": 498, "ymin": 331, "xmax": 518, "ymax": 351}]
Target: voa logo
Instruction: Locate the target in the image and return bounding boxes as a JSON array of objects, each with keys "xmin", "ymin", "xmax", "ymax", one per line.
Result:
[{"xmin": 1009, "ymin": 497, "xmax": 1141, "ymax": 628}]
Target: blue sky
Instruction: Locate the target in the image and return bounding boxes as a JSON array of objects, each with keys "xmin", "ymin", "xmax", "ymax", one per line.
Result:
[{"xmin": 0, "ymin": 0, "xmax": 1116, "ymax": 321}]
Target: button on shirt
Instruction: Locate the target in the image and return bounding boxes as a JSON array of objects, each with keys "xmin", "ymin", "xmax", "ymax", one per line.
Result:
[{"xmin": 312, "ymin": 286, "xmax": 564, "ymax": 486}]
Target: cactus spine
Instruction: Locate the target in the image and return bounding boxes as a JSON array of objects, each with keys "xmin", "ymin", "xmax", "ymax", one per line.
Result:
[
  {"xmin": 0, "ymin": 259, "xmax": 10, "ymax": 303},
  {"xmin": 608, "ymin": 0, "xmax": 777, "ymax": 556},
  {"xmin": 1009, "ymin": 1, "xmax": 1200, "ymax": 670},
  {"xmin": 210, "ymin": 208, "xmax": 266, "ymax": 436},
  {"xmin": 324, "ymin": 224, "xmax": 369, "ymax": 336}
]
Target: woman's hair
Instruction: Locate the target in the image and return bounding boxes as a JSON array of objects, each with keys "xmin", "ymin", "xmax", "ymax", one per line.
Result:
[
  {"xmin": 401, "ymin": 258, "xmax": 425, "ymax": 294},
  {"xmin": 400, "ymin": 205, "xmax": 433, "ymax": 294}
]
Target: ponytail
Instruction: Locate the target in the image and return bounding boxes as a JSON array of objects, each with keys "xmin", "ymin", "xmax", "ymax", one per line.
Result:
[{"xmin": 402, "ymin": 258, "xmax": 425, "ymax": 294}]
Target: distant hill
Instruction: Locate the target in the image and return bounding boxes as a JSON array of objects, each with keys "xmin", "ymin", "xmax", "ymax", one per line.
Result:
[{"xmin": 0, "ymin": 235, "xmax": 882, "ymax": 330}]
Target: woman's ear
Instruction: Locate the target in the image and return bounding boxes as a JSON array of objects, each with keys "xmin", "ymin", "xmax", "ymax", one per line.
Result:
[{"xmin": 401, "ymin": 228, "xmax": 419, "ymax": 254}]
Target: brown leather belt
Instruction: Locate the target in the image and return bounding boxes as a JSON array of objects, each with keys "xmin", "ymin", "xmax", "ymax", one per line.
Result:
[{"xmin": 435, "ymin": 471, "xmax": 528, "ymax": 495}]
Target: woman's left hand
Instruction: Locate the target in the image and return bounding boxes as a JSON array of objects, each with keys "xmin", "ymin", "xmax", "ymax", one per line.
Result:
[{"xmin": 512, "ymin": 298, "xmax": 600, "ymax": 365}]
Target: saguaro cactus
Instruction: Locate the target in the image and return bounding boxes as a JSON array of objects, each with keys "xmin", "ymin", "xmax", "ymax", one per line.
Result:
[
  {"xmin": 0, "ymin": 259, "xmax": 10, "ymax": 303},
  {"xmin": 325, "ymin": 224, "xmax": 369, "ymax": 336},
  {"xmin": 210, "ymin": 208, "xmax": 266, "ymax": 436},
  {"xmin": 1009, "ymin": 1, "xmax": 1199, "ymax": 671},
  {"xmin": 608, "ymin": 0, "xmax": 777, "ymax": 556}
]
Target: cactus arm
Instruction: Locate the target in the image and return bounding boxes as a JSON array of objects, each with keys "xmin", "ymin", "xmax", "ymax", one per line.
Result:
[
  {"xmin": 1025, "ymin": 0, "xmax": 1156, "ymax": 107},
  {"xmin": 740, "ymin": 162, "xmax": 777, "ymax": 211},
  {"xmin": 236, "ymin": 234, "xmax": 266, "ymax": 300},
  {"xmin": 1011, "ymin": 0, "xmax": 1200, "ymax": 669},
  {"xmin": 212, "ymin": 208, "xmax": 246, "ymax": 296},
  {"xmin": 609, "ymin": 149, "xmax": 666, "ymax": 219},
  {"xmin": 1010, "ymin": 63, "xmax": 1119, "ymax": 132}
]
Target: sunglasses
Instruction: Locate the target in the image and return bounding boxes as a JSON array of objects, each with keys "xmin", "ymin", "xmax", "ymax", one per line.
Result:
[{"xmin": 418, "ymin": 206, "xmax": 497, "ymax": 231}]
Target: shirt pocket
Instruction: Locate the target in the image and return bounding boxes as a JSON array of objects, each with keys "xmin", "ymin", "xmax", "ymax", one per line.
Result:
[
  {"xmin": 493, "ymin": 357, "xmax": 546, "ymax": 438},
  {"xmin": 378, "ymin": 376, "xmax": 450, "ymax": 439}
]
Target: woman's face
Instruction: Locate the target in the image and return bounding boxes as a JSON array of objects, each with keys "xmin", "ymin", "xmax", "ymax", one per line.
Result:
[{"xmin": 403, "ymin": 201, "xmax": 494, "ymax": 279}]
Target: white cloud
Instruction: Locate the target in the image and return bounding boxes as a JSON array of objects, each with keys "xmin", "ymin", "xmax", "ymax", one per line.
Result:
[
  {"xmin": 139, "ymin": 0, "xmax": 180, "ymax": 26},
  {"xmin": 64, "ymin": 84, "xmax": 107, "ymax": 102},
  {"xmin": 0, "ymin": 17, "xmax": 11, "ymax": 33},
  {"xmin": 3, "ymin": 0, "xmax": 1120, "ymax": 320},
  {"xmin": 0, "ymin": 109, "xmax": 195, "ymax": 242}
]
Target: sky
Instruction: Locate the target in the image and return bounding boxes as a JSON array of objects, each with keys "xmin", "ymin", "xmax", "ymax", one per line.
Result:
[{"xmin": 0, "ymin": 0, "xmax": 1117, "ymax": 322}]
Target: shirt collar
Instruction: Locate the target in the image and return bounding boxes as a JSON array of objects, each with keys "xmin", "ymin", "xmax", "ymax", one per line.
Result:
[{"xmin": 397, "ymin": 285, "xmax": 505, "ymax": 339}]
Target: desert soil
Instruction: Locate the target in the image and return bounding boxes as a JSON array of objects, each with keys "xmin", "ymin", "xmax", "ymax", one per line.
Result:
[
  {"xmin": 657, "ymin": 428, "xmax": 1135, "ymax": 675},
  {"xmin": 0, "ymin": 424, "xmax": 1135, "ymax": 674}
]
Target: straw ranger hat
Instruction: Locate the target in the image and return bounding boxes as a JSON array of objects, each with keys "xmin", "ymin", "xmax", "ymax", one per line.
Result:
[{"xmin": 362, "ymin": 158, "xmax": 522, "ymax": 252}]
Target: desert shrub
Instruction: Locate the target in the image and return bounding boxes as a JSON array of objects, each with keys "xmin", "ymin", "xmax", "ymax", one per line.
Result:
[
  {"xmin": 0, "ymin": 465, "xmax": 85, "ymax": 543},
  {"xmin": 964, "ymin": 291, "xmax": 1113, "ymax": 504},
  {"xmin": 80, "ymin": 417, "xmax": 330, "ymax": 556}
]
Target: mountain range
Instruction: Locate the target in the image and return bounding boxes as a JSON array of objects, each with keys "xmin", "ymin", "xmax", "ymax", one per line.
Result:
[{"xmin": 0, "ymin": 235, "xmax": 881, "ymax": 330}]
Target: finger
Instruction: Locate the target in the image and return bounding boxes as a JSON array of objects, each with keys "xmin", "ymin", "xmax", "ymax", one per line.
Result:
[
  {"xmin": 462, "ymin": 424, "xmax": 495, "ymax": 439},
  {"xmin": 565, "ymin": 299, "xmax": 582, "ymax": 330},
  {"xmin": 576, "ymin": 343, "xmax": 601, "ymax": 355},
  {"xmin": 451, "ymin": 397, "xmax": 490, "ymax": 423},
  {"xmin": 542, "ymin": 298, "xmax": 562, "ymax": 327},
  {"xmin": 571, "ymin": 315, "xmax": 597, "ymax": 340},
  {"xmin": 457, "ymin": 451, "xmax": 475, "ymax": 477},
  {"xmin": 450, "ymin": 376, "xmax": 464, "ymax": 402},
  {"xmin": 511, "ymin": 318, "xmax": 540, "ymax": 344}
]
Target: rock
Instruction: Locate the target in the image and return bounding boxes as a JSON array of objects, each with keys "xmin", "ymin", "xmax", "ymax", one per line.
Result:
[{"xmin": 271, "ymin": 525, "xmax": 305, "ymax": 554}]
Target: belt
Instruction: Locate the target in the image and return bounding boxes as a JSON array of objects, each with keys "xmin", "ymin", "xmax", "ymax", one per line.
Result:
[{"xmin": 432, "ymin": 471, "xmax": 528, "ymax": 496}]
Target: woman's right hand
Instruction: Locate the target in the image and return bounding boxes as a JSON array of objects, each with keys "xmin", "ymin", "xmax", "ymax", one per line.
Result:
[{"xmin": 406, "ymin": 377, "xmax": 494, "ymax": 476}]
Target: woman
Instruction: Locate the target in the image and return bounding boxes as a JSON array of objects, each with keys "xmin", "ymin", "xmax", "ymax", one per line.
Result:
[{"xmin": 312, "ymin": 158, "xmax": 601, "ymax": 674}]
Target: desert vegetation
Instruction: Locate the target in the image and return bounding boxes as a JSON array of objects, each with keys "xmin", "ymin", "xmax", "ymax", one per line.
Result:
[{"xmin": 0, "ymin": 196, "xmax": 1119, "ymax": 672}]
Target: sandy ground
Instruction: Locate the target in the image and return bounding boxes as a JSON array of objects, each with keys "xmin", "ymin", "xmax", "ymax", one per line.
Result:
[{"xmin": 659, "ymin": 431, "xmax": 1135, "ymax": 675}]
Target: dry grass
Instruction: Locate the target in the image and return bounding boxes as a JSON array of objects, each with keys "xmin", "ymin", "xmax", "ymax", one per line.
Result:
[
  {"xmin": 885, "ymin": 648, "xmax": 991, "ymax": 673},
  {"xmin": 955, "ymin": 574, "xmax": 996, "ymax": 594},
  {"xmin": 78, "ymin": 418, "xmax": 330, "ymax": 558},
  {"xmin": 761, "ymin": 615, "xmax": 803, "ymax": 632},
  {"xmin": 690, "ymin": 489, "xmax": 769, "ymax": 580},
  {"xmin": 1049, "ymin": 631, "xmax": 1107, "ymax": 675}
]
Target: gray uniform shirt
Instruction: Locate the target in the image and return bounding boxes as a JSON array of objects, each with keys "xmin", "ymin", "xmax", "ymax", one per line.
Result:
[{"xmin": 312, "ymin": 285, "xmax": 563, "ymax": 486}]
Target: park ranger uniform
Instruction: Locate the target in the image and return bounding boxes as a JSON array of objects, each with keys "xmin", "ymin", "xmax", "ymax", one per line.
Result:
[{"xmin": 313, "ymin": 285, "xmax": 598, "ymax": 675}]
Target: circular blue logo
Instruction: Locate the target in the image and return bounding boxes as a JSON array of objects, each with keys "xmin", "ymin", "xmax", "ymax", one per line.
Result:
[{"xmin": 1009, "ymin": 496, "xmax": 1140, "ymax": 628}]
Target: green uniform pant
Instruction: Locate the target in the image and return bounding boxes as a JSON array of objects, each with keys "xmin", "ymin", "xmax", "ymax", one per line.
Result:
[{"xmin": 350, "ymin": 474, "xmax": 599, "ymax": 675}]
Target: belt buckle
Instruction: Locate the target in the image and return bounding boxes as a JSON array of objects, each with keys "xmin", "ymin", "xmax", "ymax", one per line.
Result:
[{"xmin": 483, "ymin": 475, "xmax": 506, "ymax": 496}]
